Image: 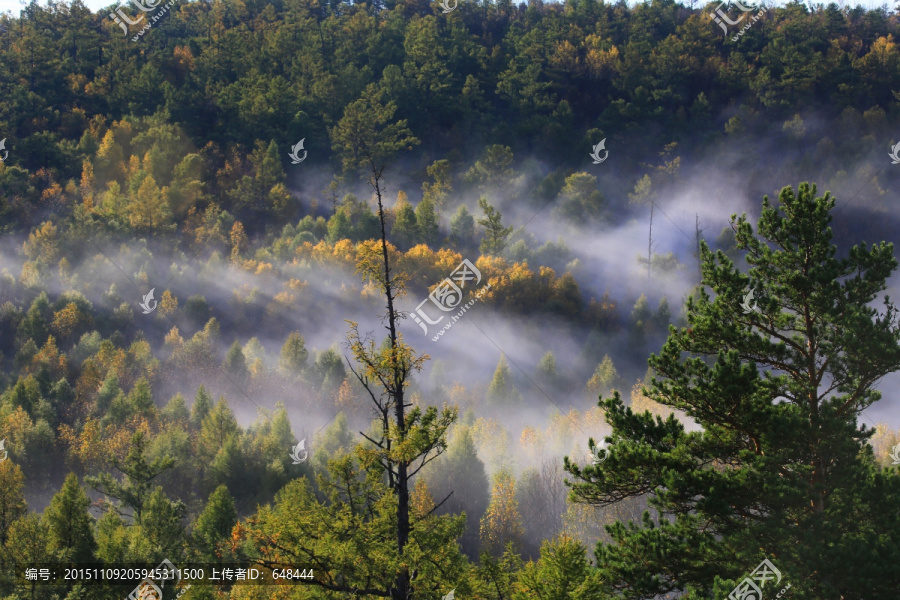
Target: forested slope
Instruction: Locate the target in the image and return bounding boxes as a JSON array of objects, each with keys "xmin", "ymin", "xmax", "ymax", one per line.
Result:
[{"xmin": 2, "ymin": 0, "xmax": 900, "ymax": 599}]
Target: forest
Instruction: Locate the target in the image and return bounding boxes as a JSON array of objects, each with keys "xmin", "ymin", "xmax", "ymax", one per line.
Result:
[{"xmin": 2, "ymin": 0, "xmax": 900, "ymax": 598}]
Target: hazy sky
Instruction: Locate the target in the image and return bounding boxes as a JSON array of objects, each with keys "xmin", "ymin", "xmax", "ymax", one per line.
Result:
[{"xmin": 0, "ymin": 0, "xmax": 895, "ymax": 17}]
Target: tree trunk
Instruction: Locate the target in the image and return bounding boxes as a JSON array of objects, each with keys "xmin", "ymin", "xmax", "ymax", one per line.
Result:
[{"xmin": 371, "ymin": 163, "xmax": 410, "ymax": 600}]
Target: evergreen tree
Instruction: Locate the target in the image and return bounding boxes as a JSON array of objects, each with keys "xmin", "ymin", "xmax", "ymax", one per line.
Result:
[
  {"xmin": 554, "ymin": 172, "xmax": 606, "ymax": 223},
  {"xmin": 199, "ymin": 398, "xmax": 240, "ymax": 464},
  {"xmin": 515, "ymin": 536, "xmax": 596, "ymax": 599},
  {"xmin": 162, "ymin": 393, "xmax": 189, "ymax": 423},
  {"xmin": 314, "ymin": 347, "xmax": 346, "ymax": 394},
  {"xmin": 567, "ymin": 183, "xmax": 900, "ymax": 598},
  {"xmin": 221, "ymin": 340, "xmax": 249, "ymax": 385},
  {"xmin": 94, "ymin": 510, "xmax": 128, "ymax": 565},
  {"xmin": 477, "ymin": 197, "xmax": 513, "ymax": 256},
  {"xmin": 86, "ymin": 431, "xmax": 175, "ymax": 522},
  {"xmin": 331, "ymin": 90, "xmax": 459, "ymax": 600},
  {"xmin": 426, "ymin": 426, "xmax": 490, "ymax": 556},
  {"xmin": 415, "ymin": 197, "xmax": 440, "ymax": 248},
  {"xmin": 139, "ymin": 486, "xmax": 186, "ymax": 561},
  {"xmin": 192, "ymin": 485, "xmax": 237, "ymax": 561},
  {"xmin": 311, "ymin": 412, "xmax": 355, "ymax": 474},
  {"xmin": 422, "ymin": 159, "xmax": 452, "ymax": 210},
  {"xmin": 325, "ymin": 208, "xmax": 353, "ymax": 244},
  {"xmin": 126, "ymin": 378, "xmax": 154, "ymax": 416},
  {"xmin": 278, "ymin": 332, "xmax": 308, "ymax": 379},
  {"xmin": 465, "ymin": 145, "xmax": 516, "ymax": 192},
  {"xmin": 449, "ymin": 204, "xmax": 475, "ymax": 250},
  {"xmin": 4, "ymin": 514, "xmax": 51, "ymax": 600},
  {"xmin": 652, "ymin": 296, "xmax": 672, "ymax": 331},
  {"xmin": 0, "ymin": 461, "xmax": 27, "ymax": 547},
  {"xmin": 190, "ymin": 385, "xmax": 213, "ymax": 429},
  {"xmin": 586, "ymin": 355, "xmax": 620, "ymax": 399},
  {"xmin": 536, "ymin": 351, "xmax": 558, "ymax": 388},
  {"xmin": 45, "ymin": 473, "xmax": 97, "ymax": 563},
  {"xmin": 487, "ymin": 354, "xmax": 519, "ymax": 406},
  {"xmin": 480, "ymin": 470, "xmax": 525, "ymax": 557},
  {"xmin": 392, "ymin": 196, "xmax": 419, "ymax": 249}
]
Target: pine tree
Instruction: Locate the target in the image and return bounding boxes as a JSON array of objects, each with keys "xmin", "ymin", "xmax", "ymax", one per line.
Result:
[
  {"xmin": 415, "ymin": 197, "xmax": 440, "ymax": 248},
  {"xmin": 221, "ymin": 340, "xmax": 249, "ymax": 385},
  {"xmin": 0, "ymin": 461, "xmax": 27, "ymax": 546},
  {"xmin": 278, "ymin": 332, "xmax": 308, "ymax": 378},
  {"xmin": 190, "ymin": 385, "xmax": 212, "ymax": 429},
  {"xmin": 567, "ymin": 183, "xmax": 900, "ymax": 598},
  {"xmin": 86, "ymin": 431, "xmax": 175, "ymax": 522},
  {"xmin": 162, "ymin": 393, "xmax": 189, "ymax": 423},
  {"xmin": 126, "ymin": 378, "xmax": 154, "ymax": 415},
  {"xmin": 449, "ymin": 204, "xmax": 475, "ymax": 250},
  {"xmin": 536, "ymin": 351, "xmax": 558, "ymax": 388},
  {"xmin": 554, "ymin": 172, "xmax": 606, "ymax": 223},
  {"xmin": 94, "ymin": 510, "xmax": 128, "ymax": 565},
  {"xmin": 422, "ymin": 159, "xmax": 452, "ymax": 210},
  {"xmin": 5, "ymin": 514, "xmax": 51, "ymax": 599},
  {"xmin": 199, "ymin": 398, "xmax": 240, "ymax": 464},
  {"xmin": 652, "ymin": 296, "xmax": 672, "ymax": 331},
  {"xmin": 331, "ymin": 89, "xmax": 459, "ymax": 600},
  {"xmin": 425, "ymin": 426, "xmax": 490, "ymax": 555},
  {"xmin": 586, "ymin": 355, "xmax": 620, "ymax": 399},
  {"xmin": 477, "ymin": 197, "xmax": 513, "ymax": 256},
  {"xmin": 140, "ymin": 486, "xmax": 186, "ymax": 561},
  {"xmin": 479, "ymin": 470, "xmax": 525, "ymax": 556},
  {"xmin": 465, "ymin": 145, "xmax": 516, "ymax": 192},
  {"xmin": 45, "ymin": 473, "xmax": 97, "ymax": 563},
  {"xmin": 314, "ymin": 347, "xmax": 346, "ymax": 393},
  {"xmin": 392, "ymin": 196, "xmax": 419, "ymax": 249},
  {"xmin": 192, "ymin": 485, "xmax": 237, "ymax": 561},
  {"xmin": 515, "ymin": 536, "xmax": 595, "ymax": 599},
  {"xmin": 487, "ymin": 354, "xmax": 519, "ymax": 406},
  {"xmin": 325, "ymin": 208, "xmax": 353, "ymax": 244}
]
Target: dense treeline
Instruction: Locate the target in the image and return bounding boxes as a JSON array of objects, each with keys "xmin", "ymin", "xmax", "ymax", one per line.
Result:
[{"xmin": 4, "ymin": 0, "xmax": 900, "ymax": 236}]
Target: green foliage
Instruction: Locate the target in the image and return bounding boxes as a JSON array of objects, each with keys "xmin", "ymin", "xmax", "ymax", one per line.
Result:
[
  {"xmin": 477, "ymin": 197, "xmax": 514, "ymax": 256},
  {"xmin": 586, "ymin": 355, "xmax": 620, "ymax": 399},
  {"xmin": 199, "ymin": 398, "xmax": 240, "ymax": 466},
  {"xmin": 392, "ymin": 199, "xmax": 420, "ymax": 249},
  {"xmin": 326, "ymin": 195, "xmax": 381, "ymax": 244},
  {"xmin": 240, "ymin": 466, "xmax": 468, "ymax": 599},
  {"xmin": 554, "ymin": 172, "xmax": 606, "ymax": 223},
  {"xmin": 221, "ymin": 341, "xmax": 249, "ymax": 385},
  {"xmin": 330, "ymin": 91, "xmax": 420, "ymax": 181},
  {"xmin": 536, "ymin": 351, "xmax": 558, "ymax": 388},
  {"xmin": 314, "ymin": 347, "xmax": 346, "ymax": 394},
  {"xmin": 465, "ymin": 145, "xmax": 516, "ymax": 192},
  {"xmin": 0, "ymin": 461, "xmax": 27, "ymax": 547},
  {"xmin": 5, "ymin": 1, "xmax": 900, "ymax": 595},
  {"xmin": 4, "ymin": 514, "xmax": 51, "ymax": 599},
  {"xmin": 190, "ymin": 385, "xmax": 213, "ymax": 430},
  {"xmin": 487, "ymin": 354, "xmax": 520, "ymax": 407},
  {"xmin": 278, "ymin": 332, "xmax": 308, "ymax": 379},
  {"xmin": 415, "ymin": 198, "xmax": 440, "ymax": 248},
  {"xmin": 86, "ymin": 431, "xmax": 175, "ymax": 522},
  {"xmin": 514, "ymin": 536, "xmax": 599, "ymax": 600},
  {"xmin": 162, "ymin": 393, "xmax": 189, "ymax": 423},
  {"xmin": 566, "ymin": 183, "xmax": 900, "ymax": 598},
  {"xmin": 480, "ymin": 469, "xmax": 525, "ymax": 557},
  {"xmin": 192, "ymin": 485, "xmax": 237, "ymax": 562},
  {"xmin": 44, "ymin": 474, "xmax": 96, "ymax": 563},
  {"xmin": 139, "ymin": 486, "xmax": 186, "ymax": 561},
  {"xmin": 422, "ymin": 159, "xmax": 452, "ymax": 210},
  {"xmin": 449, "ymin": 204, "xmax": 475, "ymax": 250},
  {"xmin": 426, "ymin": 426, "xmax": 490, "ymax": 555}
]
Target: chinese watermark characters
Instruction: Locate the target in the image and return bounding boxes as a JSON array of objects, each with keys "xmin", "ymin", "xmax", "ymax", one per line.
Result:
[{"xmin": 410, "ymin": 258, "xmax": 491, "ymax": 341}]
